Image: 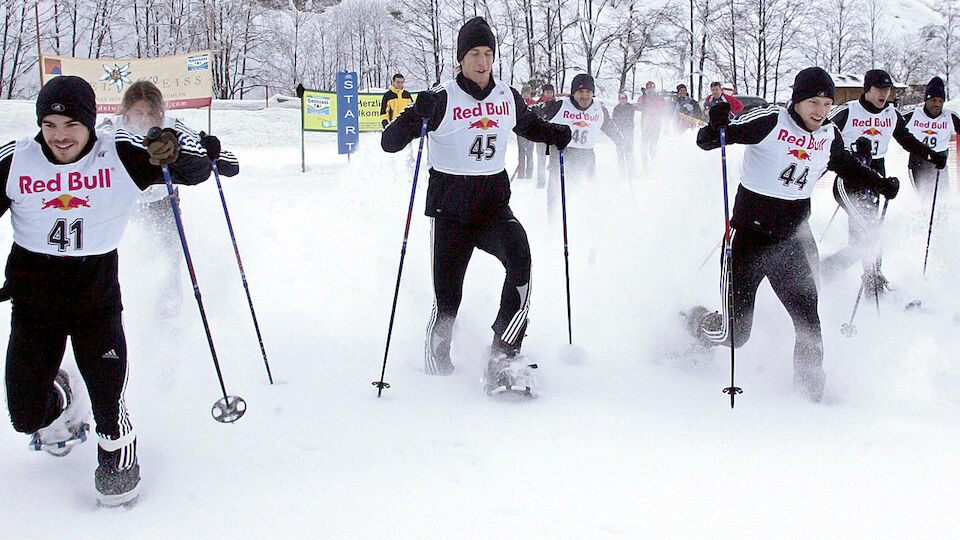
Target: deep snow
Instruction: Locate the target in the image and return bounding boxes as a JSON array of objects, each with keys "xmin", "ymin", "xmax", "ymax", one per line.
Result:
[{"xmin": 1, "ymin": 98, "xmax": 959, "ymax": 537}]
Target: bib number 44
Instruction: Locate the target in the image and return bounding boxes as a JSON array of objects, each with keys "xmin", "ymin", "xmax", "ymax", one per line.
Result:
[
  {"xmin": 469, "ymin": 134, "xmax": 497, "ymax": 161},
  {"xmin": 779, "ymin": 163, "xmax": 810, "ymax": 189}
]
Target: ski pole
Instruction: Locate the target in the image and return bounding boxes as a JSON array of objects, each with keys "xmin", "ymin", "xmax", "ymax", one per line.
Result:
[
  {"xmin": 819, "ymin": 203, "xmax": 841, "ymax": 243},
  {"xmin": 147, "ymin": 127, "xmax": 245, "ymax": 423},
  {"xmin": 718, "ymin": 127, "xmax": 742, "ymax": 408},
  {"xmin": 873, "ymin": 197, "xmax": 890, "ymax": 316},
  {"xmin": 697, "ymin": 238, "xmax": 722, "ymax": 271},
  {"xmin": 207, "ymin": 151, "xmax": 274, "ymax": 384},
  {"xmin": 373, "ymin": 117, "xmax": 429, "ymax": 396},
  {"xmin": 840, "ymin": 283, "xmax": 863, "ymax": 337},
  {"xmin": 922, "ymin": 169, "xmax": 941, "ymax": 276},
  {"xmin": 559, "ymin": 149, "xmax": 573, "ymax": 345}
]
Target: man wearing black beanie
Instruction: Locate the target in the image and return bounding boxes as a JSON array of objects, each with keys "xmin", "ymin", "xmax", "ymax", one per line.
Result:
[
  {"xmin": 823, "ymin": 68, "xmax": 935, "ymax": 289},
  {"xmin": 381, "ymin": 16, "xmax": 572, "ymax": 398},
  {"xmin": 532, "ymin": 72, "xmax": 623, "ymax": 217},
  {"xmin": 2, "ymin": 75, "xmax": 214, "ymax": 506},
  {"xmin": 902, "ymin": 76, "xmax": 960, "ymax": 203},
  {"xmin": 685, "ymin": 67, "xmax": 898, "ymax": 402}
]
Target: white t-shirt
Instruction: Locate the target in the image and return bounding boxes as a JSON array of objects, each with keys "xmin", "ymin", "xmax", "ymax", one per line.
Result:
[
  {"xmin": 6, "ymin": 131, "xmax": 142, "ymax": 256},
  {"xmin": 427, "ymin": 79, "xmax": 517, "ymax": 175}
]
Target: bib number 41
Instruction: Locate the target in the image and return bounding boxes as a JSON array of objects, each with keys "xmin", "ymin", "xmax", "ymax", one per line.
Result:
[
  {"xmin": 469, "ymin": 134, "xmax": 497, "ymax": 161},
  {"xmin": 48, "ymin": 218, "xmax": 83, "ymax": 252}
]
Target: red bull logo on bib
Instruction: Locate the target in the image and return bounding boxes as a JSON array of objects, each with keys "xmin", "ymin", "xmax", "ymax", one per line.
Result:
[{"xmin": 18, "ymin": 168, "xmax": 112, "ymax": 195}]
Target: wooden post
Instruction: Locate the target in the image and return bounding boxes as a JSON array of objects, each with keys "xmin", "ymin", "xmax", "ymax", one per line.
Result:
[{"xmin": 34, "ymin": 2, "xmax": 43, "ymax": 87}]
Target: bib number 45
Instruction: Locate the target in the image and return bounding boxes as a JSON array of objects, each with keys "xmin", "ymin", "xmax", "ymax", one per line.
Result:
[
  {"xmin": 779, "ymin": 163, "xmax": 810, "ymax": 189},
  {"xmin": 469, "ymin": 134, "xmax": 497, "ymax": 161}
]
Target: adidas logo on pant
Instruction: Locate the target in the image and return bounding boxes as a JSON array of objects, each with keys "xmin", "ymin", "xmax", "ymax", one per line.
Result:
[{"xmin": 102, "ymin": 349, "xmax": 119, "ymax": 360}]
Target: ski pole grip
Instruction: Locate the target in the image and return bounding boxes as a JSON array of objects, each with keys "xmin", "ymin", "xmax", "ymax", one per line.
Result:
[{"xmin": 145, "ymin": 126, "xmax": 162, "ymax": 144}]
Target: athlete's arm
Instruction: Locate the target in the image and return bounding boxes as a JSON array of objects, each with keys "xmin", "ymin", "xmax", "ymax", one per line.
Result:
[
  {"xmin": 953, "ymin": 111, "xmax": 960, "ymax": 134},
  {"xmin": 696, "ymin": 105, "xmax": 778, "ymax": 149},
  {"xmin": 599, "ymin": 106, "xmax": 624, "ymax": 146},
  {"xmin": 827, "ymin": 105, "xmax": 849, "ymax": 131},
  {"xmin": 173, "ymin": 119, "xmax": 240, "ymax": 177},
  {"xmin": 0, "ymin": 142, "xmax": 15, "ymax": 218},
  {"xmin": 827, "ymin": 127, "xmax": 886, "ymax": 190},
  {"xmin": 381, "ymin": 88, "xmax": 446, "ymax": 153},
  {"xmin": 512, "ymin": 88, "xmax": 564, "ymax": 144},
  {"xmin": 115, "ymin": 129, "xmax": 212, "ymax": 190},
  {"xmin": 893, "ymin": 110, "xmax": 929, "ymax": 155}
]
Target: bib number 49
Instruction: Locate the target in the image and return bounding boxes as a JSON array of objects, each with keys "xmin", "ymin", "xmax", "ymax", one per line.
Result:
[
  {"xmin": 48, "ymin": 218, "xmax": 83, "ymax": 252},
  {"xmin": 469, "ymin": 134, "xmax": 497, "ymax": 161},
  {"xmin": 779, "ymin": 163, "xmax": 810, "ymax": 189}
]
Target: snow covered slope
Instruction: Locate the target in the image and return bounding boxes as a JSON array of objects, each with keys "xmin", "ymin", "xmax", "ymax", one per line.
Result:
[{"xmin": 1, "ymin": 100, "xmax": 959, "ymax": 537}]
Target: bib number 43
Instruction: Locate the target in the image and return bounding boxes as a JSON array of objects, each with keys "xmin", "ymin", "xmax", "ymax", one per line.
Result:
[
  {"xmin": 469, "ymin": 134, "xmax": 497, "ymax": 161},
  {"xmin": 779, "ymin": 163, "xmax": 810, "ymax": 189}
]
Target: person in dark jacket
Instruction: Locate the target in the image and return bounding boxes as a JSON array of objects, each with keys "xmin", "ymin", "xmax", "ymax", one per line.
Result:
[
  {"xmin": 3, "ymin": 75, "xmax": 215, "ymax": 506},
  {"xmin": 381, "ymin": 17, "xmax": 571, "ymax": 397},
  {"xmin": 612, "ymin": 92, "xmax": 637, "ymax": 178},
  {"xmin": 822, "ymin": 69, "xmax": 943, "ymax": 291},
  {"xmin": 685, "ymin": 68, "xmax": 900, "ymax": 402},
  {"xmin": 534, "ymin": 84, "xmax": 557, "ymax": 187}
]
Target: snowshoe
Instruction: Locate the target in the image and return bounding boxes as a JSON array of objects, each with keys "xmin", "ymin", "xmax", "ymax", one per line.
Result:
[
  {"xmin": 96, "ymin": 461, "xmax": 141, "ymax": 508},
  {"xmin": 29, "ymin": 370, "xmax": 90, "ymax": 457},
  {"xmin": 483, "ymin": 354, "xmax": 539, "ymax": 399}
]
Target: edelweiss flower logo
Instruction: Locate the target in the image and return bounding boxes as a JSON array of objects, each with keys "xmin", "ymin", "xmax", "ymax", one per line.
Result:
[{"xmin": 100, "ymin": 63, "xmax": 133, "ymax": 93}]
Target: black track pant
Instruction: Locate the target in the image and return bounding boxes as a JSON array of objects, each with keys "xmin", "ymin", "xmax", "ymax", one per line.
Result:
[
  {"xmin": 426, "ymin": 217, "xmax": 531, "ymax": 359},
  {"xmin": 4, "ymin": 244, "xmax": 136, "ymax": 469},
  {"xmin": 703, "ymin": 225, "xmax": 823, "ymax": 385},
  {"xmin": 824, "ymin": 158, "xmax": 886, "ymax": 275}
]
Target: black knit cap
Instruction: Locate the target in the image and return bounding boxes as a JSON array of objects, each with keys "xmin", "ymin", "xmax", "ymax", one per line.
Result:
[
  {"xmin": 457, "ymin": 17, "xmax": 496, "ymax": 62},
  {"xmin": 925, "ymin": 76, "xmax": 946, "ymax": 101},
  {"xmin": 36, "ymin": 75, "xmax": 97, "ymax": 132},
  {"xmin": 570, "ymin": 74, "xmax": 595, "ymax": 94},
  {"xmin": 863, "ymin": 69, "xmax": 893, "ymax": 91},
  {"xmin": 791, "ymin": 67, "xmax": 835, "ymax": 103}
]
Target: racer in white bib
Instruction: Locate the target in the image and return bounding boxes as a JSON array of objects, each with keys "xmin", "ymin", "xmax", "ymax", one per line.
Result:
[
  {"xmin": 685, "ymin": 68, "xmax": 898, "ymax": 402},
  {"xmin": 1, "ymin": 76, "xmax": 214, "ymax": 506},
  {"xmin": 533, "ymin": 73, "xmax": 622, "ymax": 217},
  {"xmin": 823, "ymin": 69, "xmax": 931, "ymax": 286},
  {"xmin": 902, "ymin": 76, "xmax": 955, "ymax": 203},
  {"xmin": 98, "ymin": 81, "xmax": 239, "ymax": 319},
  {"xmin": 381, "ymin": 17, "xmax": 571, "ymax": 395}
]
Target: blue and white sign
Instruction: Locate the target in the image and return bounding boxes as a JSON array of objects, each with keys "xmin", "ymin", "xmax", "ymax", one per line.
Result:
[{"xmin": 337, "ymin": 72, "xmax": 359, "ymax": 155}]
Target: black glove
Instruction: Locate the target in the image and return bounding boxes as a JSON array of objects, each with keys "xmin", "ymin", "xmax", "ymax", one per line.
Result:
[
  {"xmin": 928, "ymin": 149, "xmax": 947, "ymax": 169},
  {"xmin": 414, "ymin": 91, "xmax": 437, "ymax": 119},
  {"xmin": 145, "ymin": 127, "xmax": 179, "ymax": 166},
  {"xmin": 551, "ymin": 124, "xmax": 572, "ymax": 151},
  {"xmin": 852, "ymin": 136, "xmax": 872, "ymax": 160},
  {"xmin": 199, "ymin": 132, "xmax": 221, "ymax": 161},
  {"xmin": 878, "ymin": 176, "xmax": 899, "ymax": 200},
  {"xmin": 382, "ymin": 119, "xmax": 389, "ymax": 129},
  {"xmin": 709, "ymin": 101, "xmax": 731, "ymax": 128}
]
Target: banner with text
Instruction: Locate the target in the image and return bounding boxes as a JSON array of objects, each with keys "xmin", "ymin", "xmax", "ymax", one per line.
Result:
[
  {"xmin": 301, "ymin": 88, "xmax": 418, "ymax": 132},
  {"xmin": 40, "ymin": 51, "xmax": 214, "ymax": 113},
  {"xmin": 336, "ymin": 72, "xmax": 359, "ymax": 154}
]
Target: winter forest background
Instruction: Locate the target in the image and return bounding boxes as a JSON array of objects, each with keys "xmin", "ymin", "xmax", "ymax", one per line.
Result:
[{"xmin": 0, "ymin": 0, "xmax": 957, "ymax": 103}]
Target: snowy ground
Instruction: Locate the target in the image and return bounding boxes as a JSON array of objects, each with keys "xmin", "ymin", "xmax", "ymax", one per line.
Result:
[{"xmin": 1, "ymin": 99, "xmax": 959, "ymax": 537}]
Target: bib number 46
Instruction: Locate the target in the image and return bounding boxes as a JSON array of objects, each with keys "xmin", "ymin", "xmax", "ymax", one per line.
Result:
[{"xmin": 469, "ymin": 134, "xmax": 497, "ymax": 161}]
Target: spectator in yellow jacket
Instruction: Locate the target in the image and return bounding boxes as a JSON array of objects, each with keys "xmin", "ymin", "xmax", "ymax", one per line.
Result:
[{"xmin": 381, "ymin": 74, "xmax": 413, "ymax": 128}]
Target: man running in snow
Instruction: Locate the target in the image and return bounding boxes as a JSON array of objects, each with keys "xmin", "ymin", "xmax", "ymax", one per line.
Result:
[
  {"xmin": 822, "ymin": 69, "xmax": 940, "ymax": 291},
  {"xmin": 902, "ymin": 76, "xmax": 955, "ymax": 204},
  {"xmin": 2, "ymin": 75, "xmax": 214, "ymax": 506},
  {"xmin": 533, "ymin": 73, "xmax": 622, "ymax": 216},
  {"xmin": 686, "ymin": 68, "xmax": 900, "ymax": 402},
  {"xmin": 381, "ymin": 17, "xmax": 571, "ymax": 396}
]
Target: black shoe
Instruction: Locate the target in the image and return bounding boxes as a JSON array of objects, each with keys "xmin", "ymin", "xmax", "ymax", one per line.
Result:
[
  {"xmin": 425, "ymin": 331, "xmax": 454, "ymax": 375},
  {"xmin": 682, "ymin": 306, "xmax": 721, "ymax": 346},
  {"xmin": 96, "ymin": 461, "xmax": 141, "ymax": 507}
]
